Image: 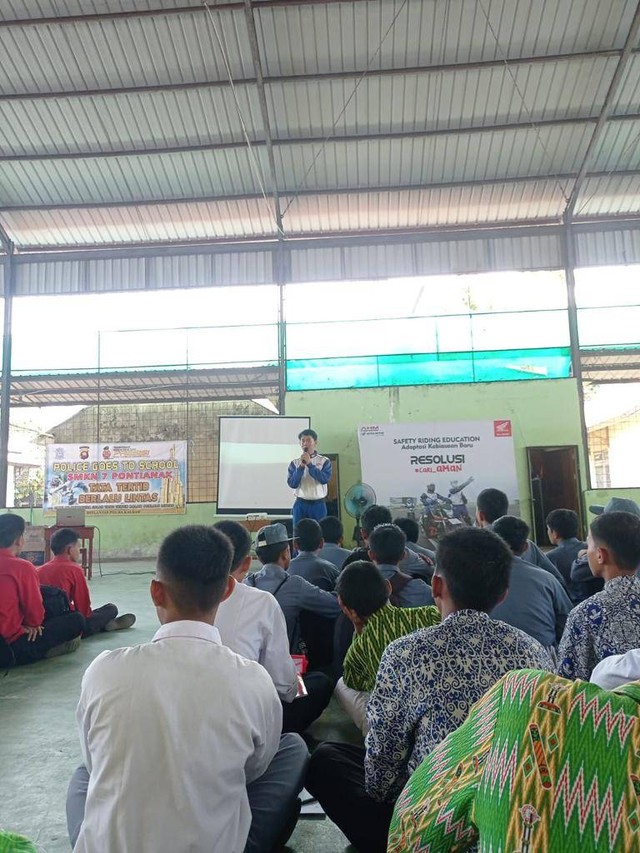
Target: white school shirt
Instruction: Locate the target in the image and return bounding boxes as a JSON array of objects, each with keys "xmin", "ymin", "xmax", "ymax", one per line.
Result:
[
  {"xmin": 74, "ymin": 620, "xmax": 282, "ymax": 853},
  {"xmin": 215, "ymin": 578, "xmax": 298, "ymax": 702},
  {"xmin": 591, "ymin": 648, "xmax": 640, "ymax": 690}
]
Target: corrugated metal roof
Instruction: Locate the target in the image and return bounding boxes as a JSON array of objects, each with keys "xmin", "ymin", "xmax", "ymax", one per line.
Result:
[
  {"xmin": 10, "ymin": 365, "xmax": 280, "ymax": 406},
  {"xmin": 266, "ymin": 56, "xmax": 618, "ymax": 140},
  {"xmin": 0, "ymin": 0, "xmax": 636, "ymax": 256},
  {"xmin": 1, "ymin": 198, "xmax": 278, "ymax": 247},
  {"xmin": 282, "ymin": 181, "xmax": 569, "ymax": 233},
  {"xmin": 256, "ymin": 0, "xmax": 636, "ymax": 75}
]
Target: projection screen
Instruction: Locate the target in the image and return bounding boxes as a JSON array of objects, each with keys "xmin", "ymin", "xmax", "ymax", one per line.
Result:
[{"xmin": 217, "ymin": 416, "xmax": 311, "ymax": 514}]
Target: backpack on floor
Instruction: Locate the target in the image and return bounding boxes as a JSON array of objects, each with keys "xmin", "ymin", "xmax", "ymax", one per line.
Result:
[{"xmin": 41, "ymin": 584, "xmax": 71, "ymax": 620}]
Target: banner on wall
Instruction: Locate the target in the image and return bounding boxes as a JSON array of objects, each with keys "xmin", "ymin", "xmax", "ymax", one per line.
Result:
[
  {"xmin": 358, "ymin": 420, "xmax": 518, "ymax": 542},
  {"xmin": 44, "ymin": 442, "xmax": 187, "ymax": 515}
]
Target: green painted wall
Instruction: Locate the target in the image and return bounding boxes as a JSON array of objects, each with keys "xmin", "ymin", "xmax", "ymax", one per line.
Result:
[
  {"xmin": 286, "ymin": 378, "xmax": 586, "ymax": 528},
  {"xmin": 15, "ymin": 378, "xmax": 588, "ymax": 557},
  {"xmin": 14, "ymin": 504, "xmax": 218, "ymax": 560}
]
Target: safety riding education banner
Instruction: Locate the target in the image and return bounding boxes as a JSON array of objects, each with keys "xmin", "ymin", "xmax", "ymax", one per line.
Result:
[
  {"xmin": 44, "ymin": 442, "xmax": 187, "ymax": 515},
  {"xmin": 358, "ymin": 420, "xmax": 518, "ymax": 541}
]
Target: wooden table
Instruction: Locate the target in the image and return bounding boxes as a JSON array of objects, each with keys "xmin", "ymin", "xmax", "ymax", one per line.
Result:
[{"xmin": 44, "ymin": 525, "xmax": 95, "ymax": 579}]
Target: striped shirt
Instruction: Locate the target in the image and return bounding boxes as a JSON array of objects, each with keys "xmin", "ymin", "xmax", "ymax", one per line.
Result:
[{"xmin": 343, "ymin": 602, "xmax": 440, "ymax": 692}]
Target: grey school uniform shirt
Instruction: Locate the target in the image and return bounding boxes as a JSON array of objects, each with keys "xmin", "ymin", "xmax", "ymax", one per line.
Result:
[
  {"xmin": 246, "ymin": 563, "xmax": 340, "ymax": 651},
  {"xmin": 491, "ymin": 555, "xmax": 573, "ymax": 647},
  {"xmin": 289, "ymin": 551, "xmax": 339, "ymax": 591}
]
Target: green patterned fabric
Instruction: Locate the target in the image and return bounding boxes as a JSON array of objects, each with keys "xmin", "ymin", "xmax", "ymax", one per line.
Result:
[
  {"xmin": 389, "ymin": 670, "xmax": 640, "ymax": 852},
  {"xmin": 0, "ymin": 830, "xmax": 37, "ymax": 853},
  {"xmin": 343, "ymin": 602, "xmax": 440, "ymax": 692}
]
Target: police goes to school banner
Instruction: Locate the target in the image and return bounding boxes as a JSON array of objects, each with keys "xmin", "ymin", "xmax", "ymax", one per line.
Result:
[
  {"xmin": 358, "ymin": 421, "xmax": 518, "ymax": 537},
  {"xmin": 44, "ymin": 442, "xmax": 187, "ymax": 515}
]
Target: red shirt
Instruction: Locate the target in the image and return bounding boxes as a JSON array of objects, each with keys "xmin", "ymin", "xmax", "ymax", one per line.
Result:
[
  {"xmin": 38, "ymin": 556, "xmax": 92, "ymax": 618},
  {"xmin": 0, "ymin": 548, "xmax": 45, "ymax": 643}
]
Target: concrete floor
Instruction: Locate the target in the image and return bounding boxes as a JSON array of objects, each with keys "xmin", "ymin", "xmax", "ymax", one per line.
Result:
[{"xmin": 0, "ymin": 562, "xmax": 359, "ymax": 851}]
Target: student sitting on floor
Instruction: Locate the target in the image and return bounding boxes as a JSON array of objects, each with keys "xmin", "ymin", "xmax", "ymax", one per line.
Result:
[
  {"xmin": 247, "ymin": 522, "xmax": 340, "ymax": 669},
  {"xmin": 388, "ymin": 669, "xmax": 640, "ymax": 853},
  {"xmin": 334, "ymin": 560, "xmax": 440, "ymax": 733},
  {"xmin": 305, "ymin": 526, "xmax": 552, "ymax": 853},
  {"xmin": 214, "ymin": 520, "xmax": 332, "ymax": 734},
  {"xmin": 0, "ymin": 513, "xmax": 84, "ymax": 667},
  {"xmin": 558, "ymin": 509, "xmax": 640, "ymax": 681},
  {"xmin": 318, "ymin": 515, "xmax": 352, "ymax": 569},
  {"xmin": 289, "ymin": 518, "xmax": 339, "ymax": 591},
  {"xmin": 490, "ymin": 515, "xmax": 572, "ymax": 653},
  {"xmin": 475, "ymin": 487, "xmax": 567, "ymax": 587},
  {"xmin": 66, "ymin": 524, "xmax": 308, "ymax": 853},
  {"xmin": 393, "ymin": 516, "xmax": 435, "ymax": 581},
  {"xmin": 366, "ymin": 523, "xmax": 433, "ymax": 608},
  {"xmin": 37, "ymin": 528, "xmax": 135, "ymax": 636},
  {"xmin": 545, "ymin": 508, "xmax": 586, "ymax": 587}
]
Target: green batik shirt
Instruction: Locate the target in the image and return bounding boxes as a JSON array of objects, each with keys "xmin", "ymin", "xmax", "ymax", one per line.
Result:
[
  {"xmin": 389, "ymin": 669, "xmax": 640, "ymax": 852},
  {"xmin": 343, "ymin": 602, "xmax": 440, "ymax": 692}
]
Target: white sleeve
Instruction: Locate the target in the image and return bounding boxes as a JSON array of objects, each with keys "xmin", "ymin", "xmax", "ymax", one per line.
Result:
[
  {"xmin": 244, "ymin": 668, "xmax": 283, "ymax": 785},
  {"xmin": 260, "ymin": 601, "xmax": 298, "ymax": 703},
  {"xmin": 590, "ymin": 649, "xmax": 640, "ymax": 690}
]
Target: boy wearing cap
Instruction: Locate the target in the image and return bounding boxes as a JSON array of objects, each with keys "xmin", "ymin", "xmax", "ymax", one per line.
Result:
[
  {"xmin": 247, "ymin": 522, "xmax": 341, "ymax": 651},
  {"xmin": 287, "ymin": 429, "xmax": 332, "ymax": 527},
  {"xmin": 558, "ymin": 510, "xmax": 640, "ymax": 681},
  {"xmin": 569, "ymin": 497, "xmax": 640, "ymax": 603}
]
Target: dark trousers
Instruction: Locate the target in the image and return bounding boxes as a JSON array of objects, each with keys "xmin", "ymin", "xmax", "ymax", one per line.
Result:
[
  {"xmin": 282, "ymin": 671, "xmax": 333, "ymax": 734},
  {"xmin": 306, "ymin": 742, "xmax": 394, "ymax": 853},
  {"xmin": 299, "ymin": 611, "xmax": 336, "ymax": 669},
  {"xmin": 10, "ymin": 611, "xmax": 85, "ymax": 665},
  {"xmin": 83, "ymin": 603, "xmax": 118, "ymax": 636}
]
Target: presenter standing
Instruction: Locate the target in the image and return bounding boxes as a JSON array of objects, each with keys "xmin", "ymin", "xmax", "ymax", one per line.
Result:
[{"xmin": 287, "ymin": 429, "xmax": 332, "ymax": 527}]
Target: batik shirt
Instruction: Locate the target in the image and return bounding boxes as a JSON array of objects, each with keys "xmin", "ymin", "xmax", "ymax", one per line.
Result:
[
  {"xmin": 343, "ymin": 602, "xmax": 440, "ymax": 692},
  {"xmin": 364, "ymin": 610, "xmax": 552, "ymax": 803},
  {"xmin": 389, "ymin": 670, "xmax": 640, "ymax": 853},
  {"xmin": 557, "ymin": 574, "xmax": 640, "ymax": 681}
]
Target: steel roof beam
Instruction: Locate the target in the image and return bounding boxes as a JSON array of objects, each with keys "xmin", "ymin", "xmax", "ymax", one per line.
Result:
[
  {"xmin": 0, "ymin": 48, "xmax": 632, "ymax": 103},
  {"xmin": 564, "ymin": 0, "xmax": 640, "ymax": 222},
  {"xmin": 242, "ymin": 0, "xmax": 284, "ymax": 233},
  {"xmin": 4, "ymin": 113, "xmax": 640, "ymax": 164},
  {"xmin": 0, "ymin": 0, "xmax": 374, "ymax": 29},
  {"xmin": 10, "ymin": 169, "xmax": 640, "ymax": 212},
  {"xmin": 5, "ymin": 214, "xmax": 640, "ymax": 264}
]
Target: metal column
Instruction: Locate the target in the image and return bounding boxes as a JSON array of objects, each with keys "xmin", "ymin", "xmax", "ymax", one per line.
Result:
[
  {"xmin": 563, "ymin": 222, "xmax": 592, "ymax": 490},
  {"xmin": 0, "ymin": 243, "xmax": 14, "ymax": 507}
]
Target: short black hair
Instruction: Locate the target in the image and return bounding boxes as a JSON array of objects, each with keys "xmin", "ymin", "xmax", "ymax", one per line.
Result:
[
  {"xmin": 436, "ymin": 526, "xmax": 511, "ymax": 611},
  {"xmin": 336, "ymin": 560, "xmax": 388, "ymax": 618},
  {"xmin": 393, "ymin": 516, "xmax": 420, "ymax": 543},
  {"xmin": 492, "ymin": 515, "xmax": 530, "ymax": 553},
  {"xmin": 361, "ymin": 505, "xmax": 392, "ymax": 535},
  {"xmin": 546, "ymin": 509, "xmax": 579, "ymax": 540},
  {"xmin": 157, "ymin": 525, "xmax": 232, "ymax": 614},
  {"xmin": 214, "ymin": 520, "xmax": 252, "ymax": 571},
  {"xmin": 476, "ymin": 488, "xmax": 509, "ymax": 524},
  {"xmin": 0, "ymin": 513, "xmax": 26, "ymax": 548},
  {"xmin": 368, "ymin": 523, "xmax": 406, "ymax": 565},
  {"xmin": 298, "ymin": 428, "xmax": 318, "ymax": 441},
  {"xmin": 50, "ymin": 527, "xmax": 79, "ymax": 555},
  {"xmin": 320, "ymin": 515, "xmax": 343, "ymax": 544},
  {"xmin": 294, "ymin": 518, "xmax": 323, "ymax": 551},
  {"xmin": 256, "ymin": 541, "xmax": 289, "ymax": 565},
  {"xmin": 590, "ymin": 511, "xmax": 640, "ymax": 572}
]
